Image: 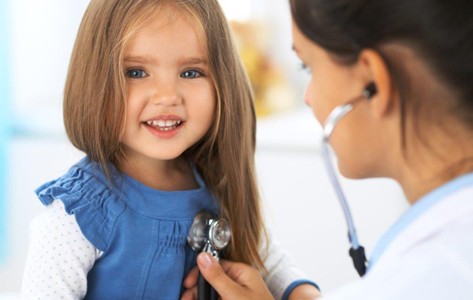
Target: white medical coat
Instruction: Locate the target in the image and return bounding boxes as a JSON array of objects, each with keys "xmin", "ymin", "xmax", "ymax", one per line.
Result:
[{"xmin": 322, "ymin": 173, "xmax": 473, "ymax": 300}]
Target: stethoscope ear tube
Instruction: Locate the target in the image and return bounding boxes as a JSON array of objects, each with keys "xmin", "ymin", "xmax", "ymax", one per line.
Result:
[{"xmin": 321, "ymin": 101, "xmax": 368, "ymax": 277}]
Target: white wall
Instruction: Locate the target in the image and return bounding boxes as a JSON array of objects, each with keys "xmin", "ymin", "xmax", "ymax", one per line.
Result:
[{"xmin": 9, "ymin": 0, "xmax": 89, "ymax": 113}]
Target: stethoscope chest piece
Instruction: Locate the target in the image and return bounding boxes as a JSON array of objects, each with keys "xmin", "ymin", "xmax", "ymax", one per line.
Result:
[
  {"xmin": 187, "ymin": 211, "xmax": 231, "ymax": 254},
  {"xmin": 208, "ymin": 218, "xmax": 231, "ymax": 250},
  {"xmin": 187, "ymin": 211, "xmax": 214, "ymax": 252},
  {"xmin": 187, "ymin": 210, "xmax": 232, "ymax": 300}
]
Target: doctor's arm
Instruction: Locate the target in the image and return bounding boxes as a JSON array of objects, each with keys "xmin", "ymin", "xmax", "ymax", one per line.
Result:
[{"xmin": 181, "ymin": 253, "xmax": 320, "ymax": 300}]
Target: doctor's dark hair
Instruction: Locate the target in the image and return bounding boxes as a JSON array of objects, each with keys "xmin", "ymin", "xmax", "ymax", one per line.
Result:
[
  {"xmin": 64, "ymin": 0, "xmax": 266, "ymax": 270},
  {"xmin": 290, "ymin": 0, "xmax": 473, "ymax": 139}
]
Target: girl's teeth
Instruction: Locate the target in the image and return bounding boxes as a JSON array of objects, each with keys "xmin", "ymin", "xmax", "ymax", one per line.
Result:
[{"xmin": 146, "ymin": 119, "xmax": 182, "ymax": 130}]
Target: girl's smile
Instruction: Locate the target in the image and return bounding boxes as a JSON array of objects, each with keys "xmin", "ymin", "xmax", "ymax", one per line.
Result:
[{"xmin": 143, "ymin": 115, "xmax": 184, "ymax": 138}]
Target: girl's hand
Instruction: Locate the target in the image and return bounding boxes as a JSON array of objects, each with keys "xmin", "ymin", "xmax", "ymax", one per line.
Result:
[
  {"xmin": 180, "ymin": 253, "xmax": 274, "ymax": 300},
  {"xmin": 181, "ymin": 265, "xmax": 199, "ymax": 299}
]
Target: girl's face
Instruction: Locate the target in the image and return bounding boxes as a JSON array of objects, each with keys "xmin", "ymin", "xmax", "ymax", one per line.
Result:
[
  {"xmin": 120, "ymin": 13, "xmax": 215, "ymax": 165},
  {"xmin": 291, "ymin": 21, "xmax": 379, "ymax": 178}
]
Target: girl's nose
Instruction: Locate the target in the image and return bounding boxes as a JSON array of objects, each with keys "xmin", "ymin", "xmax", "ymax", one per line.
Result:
[
  {"xmin": 150, "ymin": 78, "xmax": 182, "ymax": 106},
  {"xmin": 152, "ymin": 93, "xmax": 181, "ymax": 106}
]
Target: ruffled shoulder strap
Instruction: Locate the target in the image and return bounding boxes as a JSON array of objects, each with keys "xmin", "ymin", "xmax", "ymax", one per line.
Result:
[{"xmin": 35, "ymin": 159, "xmax": 126, "ymax": 251}]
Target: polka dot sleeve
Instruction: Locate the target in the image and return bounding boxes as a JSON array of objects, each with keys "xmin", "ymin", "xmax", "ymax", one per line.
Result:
[{"xmin": 21, "ymin": 200, "xmax": 100, "ymax": 299}]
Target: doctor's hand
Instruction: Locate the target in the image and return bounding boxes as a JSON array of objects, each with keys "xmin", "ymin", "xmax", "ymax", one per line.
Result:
[{"xmin": 181, "ymin": 252, "xmax": 274, "ymax": 300}]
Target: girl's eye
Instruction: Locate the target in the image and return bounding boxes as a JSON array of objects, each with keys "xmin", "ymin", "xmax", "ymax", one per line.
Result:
[
  {"xmin": 126, "ymin": 69, "xmax": 148, "ymax": 78},
  {"xmin": 181, "ymin": 69, "xmax": 203, "ymax": 79}
]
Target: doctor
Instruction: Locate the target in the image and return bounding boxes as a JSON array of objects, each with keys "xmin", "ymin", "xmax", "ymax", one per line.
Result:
[{"xmin": 181, "ymin": 0, "xmax": 473, "ymax": 299}]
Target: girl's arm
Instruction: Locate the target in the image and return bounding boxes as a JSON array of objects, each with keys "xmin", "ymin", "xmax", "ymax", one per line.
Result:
[
  {"xmin": 21, "ymin": 200, "xmax": 98, "ymax": 299},
  {"xmin": 261, "ymin": 231, "xmax": 321, "ymax": 300}
]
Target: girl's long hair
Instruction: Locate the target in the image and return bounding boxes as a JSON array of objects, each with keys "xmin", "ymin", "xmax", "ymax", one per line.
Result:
[{"xmin": 64, "ymin": 0, "xmax": 266, "ymax": 270}]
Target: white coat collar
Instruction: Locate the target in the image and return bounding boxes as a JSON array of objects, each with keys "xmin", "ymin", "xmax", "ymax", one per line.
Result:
[{"xmin": 367, "ymin": 172, "xmax": 473, "ymax": 272}]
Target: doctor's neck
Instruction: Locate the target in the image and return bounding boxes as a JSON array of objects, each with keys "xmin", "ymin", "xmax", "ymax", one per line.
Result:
[{"xmin": 398, "ymin": 116, "xmax": 473, "ymax": 204}]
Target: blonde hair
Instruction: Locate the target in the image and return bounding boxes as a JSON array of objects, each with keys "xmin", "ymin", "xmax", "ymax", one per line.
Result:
[{"xmin": 64, "ymin": 0, "xmax": 266, "ymax": 270}]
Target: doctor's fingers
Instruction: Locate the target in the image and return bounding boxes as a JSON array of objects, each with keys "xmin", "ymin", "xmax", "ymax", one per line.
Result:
[{"xmin": 197, "ymin": 253, "xmax": 274, "ymax": 300}]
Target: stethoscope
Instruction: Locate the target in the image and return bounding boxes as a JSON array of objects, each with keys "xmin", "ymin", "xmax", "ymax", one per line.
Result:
[
  {"xmin": 321, "ymin": 82, "xmax": 377, "ymax": 277},
  {"xmin": 187, "ymin": 210, "xmax": 232, "ymax": 300}
]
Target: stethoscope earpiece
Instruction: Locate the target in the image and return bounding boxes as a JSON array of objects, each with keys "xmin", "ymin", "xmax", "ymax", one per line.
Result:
[{"xmin": 363, "ymin": 82, "xmax": 377, "ymax": 99}]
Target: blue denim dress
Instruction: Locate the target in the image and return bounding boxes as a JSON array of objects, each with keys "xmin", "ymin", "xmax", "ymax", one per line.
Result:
[{"xmin": 35, "ymin": 157, "xmax": 218, "ymax": 299}]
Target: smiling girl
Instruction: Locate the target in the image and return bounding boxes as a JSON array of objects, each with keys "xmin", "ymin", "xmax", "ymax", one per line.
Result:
[{"xmin": 21, "ymin": 0, "xmax": 318, "ymax": 299}]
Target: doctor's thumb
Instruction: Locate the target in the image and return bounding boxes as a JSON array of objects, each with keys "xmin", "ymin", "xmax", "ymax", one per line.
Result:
[{"xmin": 197, "ymin": 253, "xmax": 242, "ymax": 299}]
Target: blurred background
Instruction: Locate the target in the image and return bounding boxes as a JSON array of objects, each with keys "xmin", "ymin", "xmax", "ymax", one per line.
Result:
[{"xmin": 0, "ymin": 0, "xmax": 407, "ymax": 298}]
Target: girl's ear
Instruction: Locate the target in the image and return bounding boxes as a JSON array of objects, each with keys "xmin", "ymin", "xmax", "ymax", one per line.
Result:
[{"xmin": 358, "ymin": 49, "xmax": 396, "ymax": 117}]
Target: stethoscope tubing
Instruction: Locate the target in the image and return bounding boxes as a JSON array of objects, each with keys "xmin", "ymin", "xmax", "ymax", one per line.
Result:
[
  {"xmin": 322, "ymin": 103, "xmax": 362, "ymax": 248},
  {"xmin": 198, "ymin": 272, "xmax": 218, "ymax": 300},
  {"xmin": 321, "ymin": 100, "xmax": 368, "ymax": 276},
  {"xmin": 321, "ymin": 141, "xmax": 361, "ymax": 249},
  {"xmin": 198, "ymin": 243, "xmax": 219, "ymax": 300}
]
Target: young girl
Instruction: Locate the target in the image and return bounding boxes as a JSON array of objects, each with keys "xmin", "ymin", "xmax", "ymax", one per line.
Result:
[{"xmin": 21, "ymin": 0, "xmax": 319, "ymax": 299}]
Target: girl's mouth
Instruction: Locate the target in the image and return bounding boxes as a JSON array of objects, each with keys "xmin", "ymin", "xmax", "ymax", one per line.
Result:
[{"xmin": 144, "ymin": 119, "xmax": 183, "ymax": 131}]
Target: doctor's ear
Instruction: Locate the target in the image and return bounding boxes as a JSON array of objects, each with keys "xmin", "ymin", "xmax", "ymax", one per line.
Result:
[{"xmin": 358, "ymin": 49, "xmax": 396, "ymax": 117}]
